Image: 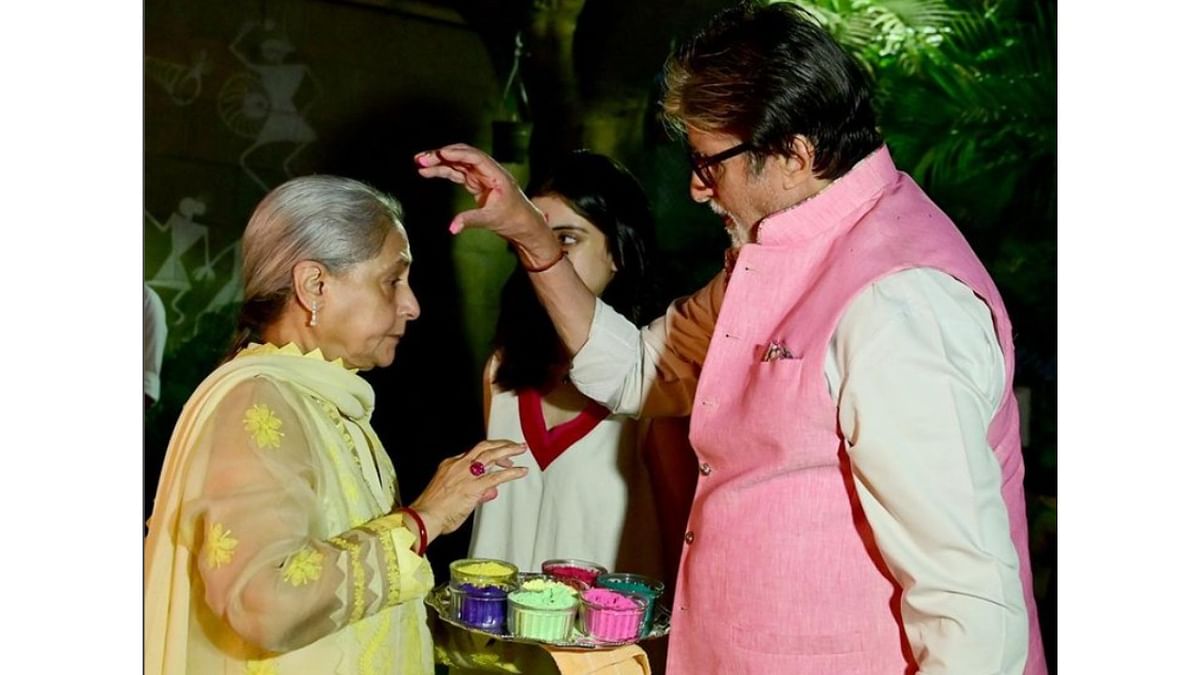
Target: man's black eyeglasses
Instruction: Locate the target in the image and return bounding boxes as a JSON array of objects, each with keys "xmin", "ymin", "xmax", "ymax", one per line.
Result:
[{"xmin": 688, "ymin": 142, "xmax": 753, "ymax": 189}]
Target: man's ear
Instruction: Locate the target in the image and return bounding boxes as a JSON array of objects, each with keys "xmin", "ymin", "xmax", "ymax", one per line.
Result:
[
  {"xmin": 780, "ymin": 135, "xmax": 817, "ymax": 190},
  {"xmin": 291, "ymin": 260, "xmax": 327, "ymax": 312}
]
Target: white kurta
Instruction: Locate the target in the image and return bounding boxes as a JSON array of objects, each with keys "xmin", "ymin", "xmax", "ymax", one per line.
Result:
[{"xmin": 468, "ymin": 382, "xmax": 663, "ymax": 579}]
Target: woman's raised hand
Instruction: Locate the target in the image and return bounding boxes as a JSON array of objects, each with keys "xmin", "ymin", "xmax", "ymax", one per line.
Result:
[
  {"xmin": 407, "ymin": 439, "xmax": 529, "ymax": 542},
  {"xmin": 414, "ymin": 144, "xmax": 561, "ymax": 267}
]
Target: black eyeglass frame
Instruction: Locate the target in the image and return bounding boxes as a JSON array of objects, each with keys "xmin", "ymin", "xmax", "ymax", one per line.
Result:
[{"xmin": 687, "ymin": 142, "xmax": 754, "ymax": 189}]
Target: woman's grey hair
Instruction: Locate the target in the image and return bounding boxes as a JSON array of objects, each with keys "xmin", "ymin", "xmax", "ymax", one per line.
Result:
[{"xmin": 227, "ymin": 175, "xmax": 406, "ymax": 358}]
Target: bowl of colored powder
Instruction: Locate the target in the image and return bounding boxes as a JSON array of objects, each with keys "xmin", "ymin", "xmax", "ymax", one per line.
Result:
[
  {"xmin": 595, "ymin": 573, "xmax": 664, "ymax": 637},
  {"xmin": 541, "ymin": 559, "xmax": 608, "ymax": 591},
  {"xmin": 578, "ymin": 588, "xmax": 647, "ymax": 643},
  {"xmin": 449, "ymin": 583, "xmax": 509, "ymax": 633},
  {"xmin": 506, "ymin": 577, "xmax": 580, "ymax": 642},
  {"xmin": 449, "ymin": 558, "xmax": 518, "ymax": 590}
]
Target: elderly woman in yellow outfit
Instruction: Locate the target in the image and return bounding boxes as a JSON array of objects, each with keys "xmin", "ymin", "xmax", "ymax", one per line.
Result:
[{"xmin": 144, "ymin": 175, "xmax": 528, "ymax": 675}]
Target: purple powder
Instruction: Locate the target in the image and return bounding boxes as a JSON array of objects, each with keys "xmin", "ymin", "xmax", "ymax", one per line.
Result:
[{"xmin": 457, "ymin": 583, "xmax": 508, "ymax": 632}]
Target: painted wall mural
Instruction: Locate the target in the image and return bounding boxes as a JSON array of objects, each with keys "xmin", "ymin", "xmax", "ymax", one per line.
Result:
[
  {"xmin": 146, "ymin": 16, "xmax": 322, "ymax": 343},
  {"xmin": 145, "ymin": 51, "xmax": 210, "ymax": 106},
  {"xmin": 220, "ymin": 19, "xmax": 320, "ymax": 191},
  {"xmin": 144, "ymin": 1, "xmax": 506, "ymax": 573},
  {"xmin": 144, "ymin": 197, "xmax": 243, "ymax": 340}
]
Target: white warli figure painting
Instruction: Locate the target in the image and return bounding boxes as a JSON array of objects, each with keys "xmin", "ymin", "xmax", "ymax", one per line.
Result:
[
  {"xmin": 146, "ymin": 196, "xmax": 210, "ymax": 327},
  {"xmin": 145, "ymin": 50, "xmax": 210, "ymax": 106},
  {"xmin": 146, "ymin": 196, "xmax": 245, "ymax": 340},
  {"xmin": 197, "ymin": 239, "xmax": 244, "ymax": 319},
  {"xmin": 219, "ymin": 19, "xmax": 320, "ymax": 191}
]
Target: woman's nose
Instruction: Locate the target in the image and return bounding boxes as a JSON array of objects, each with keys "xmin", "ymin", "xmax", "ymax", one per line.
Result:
[{"xmin": 399, "ymin": 289, "xmax": 420, "ymax": 320}]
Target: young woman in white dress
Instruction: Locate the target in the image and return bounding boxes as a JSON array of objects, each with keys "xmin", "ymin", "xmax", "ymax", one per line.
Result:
[{"xmin": 468, "ymin": 151, "xmax": 665, "ymax": 579}]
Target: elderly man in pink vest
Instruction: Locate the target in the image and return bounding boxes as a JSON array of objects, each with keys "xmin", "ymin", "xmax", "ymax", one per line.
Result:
[{"xmin": 418, "ymin": 3, "xmax": 1047, "ymax": 673}]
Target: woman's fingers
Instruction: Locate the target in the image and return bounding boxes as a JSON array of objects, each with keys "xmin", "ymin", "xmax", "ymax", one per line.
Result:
[
  {"xmin": 464, "ymin": 439, "xmax": 523, "ymax": 459},
  {"xmin": 418, "ymin": 441, "xmax": 527, "ymax": 520},
  {"xmin": 479, "ymin": 466, "xmax": 529, "ymax": 490},
  {"xmin": 472, "ymin": 441, "xmax": 529, "ymax": 467}
]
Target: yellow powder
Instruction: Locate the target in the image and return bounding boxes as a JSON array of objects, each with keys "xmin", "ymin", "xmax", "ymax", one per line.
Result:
[{"xmin": 456, "ymin": 561, "xmax": 515, "ymax": 578}]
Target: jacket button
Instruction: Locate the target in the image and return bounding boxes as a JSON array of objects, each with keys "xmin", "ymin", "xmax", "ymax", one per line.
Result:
[
  {"xmin": 699, "ymin": 462, "xmax": 712, "ymax": 476},
  {"xmin": 684, "ymin": 531, "xmax": 695, "ymax": 544}
]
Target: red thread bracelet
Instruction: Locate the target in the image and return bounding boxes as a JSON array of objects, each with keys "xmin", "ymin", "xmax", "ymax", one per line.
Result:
[
  {"xmin": 519, "ymin": 206, "xmax": 565, "ymax": 273},
  {"xmin": 398, "ymin": 507, "xmax": 428, "ymax": 557},
  {"xmin": 522, "ymin": 248, "xmax": 566, "ymax": 274}
]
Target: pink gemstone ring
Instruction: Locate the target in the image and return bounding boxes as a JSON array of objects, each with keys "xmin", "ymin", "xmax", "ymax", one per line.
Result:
[{"xmin": 469, "ymin": 461, "xmax": 486, "ymax": 477}]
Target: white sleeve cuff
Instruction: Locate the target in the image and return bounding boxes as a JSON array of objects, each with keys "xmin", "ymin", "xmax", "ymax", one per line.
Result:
[{"xmin": 570, "ymin": 299, "xmax": 643, "ymax": 413}]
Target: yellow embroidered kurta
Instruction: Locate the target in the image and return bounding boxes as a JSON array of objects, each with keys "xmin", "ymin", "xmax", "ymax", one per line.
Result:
[{"xmin": 145, "ymin": 343, "xmax": 435, "ymax": 675}]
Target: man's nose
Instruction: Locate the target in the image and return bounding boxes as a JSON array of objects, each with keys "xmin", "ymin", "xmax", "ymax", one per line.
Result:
[{"xmin": 689, "ymin": 170, "xmax": 713, "ymax": 203}]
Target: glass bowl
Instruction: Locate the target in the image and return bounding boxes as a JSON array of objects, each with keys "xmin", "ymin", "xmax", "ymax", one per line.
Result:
[
  {"xmin": 541, "ymin": 558, "xmax": 609, "ymax": 591},
  {"xmin": 578, "ymin": 588, "xmax": 647, "ymax": 643},
  {"xmin": 595, "ymin": 573, "xmax": 665, "ymax": 637}
]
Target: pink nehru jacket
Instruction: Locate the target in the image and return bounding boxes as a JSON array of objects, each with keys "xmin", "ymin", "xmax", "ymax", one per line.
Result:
[{"xmin": 666, "ymin": 146, "xmax": 1047, "ymax": 674}]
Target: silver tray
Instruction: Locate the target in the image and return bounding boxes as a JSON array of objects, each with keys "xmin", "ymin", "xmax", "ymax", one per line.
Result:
[{"xmin": 425, "ymin": 575, "xmax": 671, "ymax": 650}]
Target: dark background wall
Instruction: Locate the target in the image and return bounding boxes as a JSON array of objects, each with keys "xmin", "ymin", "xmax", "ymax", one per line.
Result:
[
  {"xmin": 145, "ymin": 0, "xmax": 1056, "ymax": 668},
  {"xmin": 144, "ymin": 0, "xmax": 732, "ymax": 583},
  {"xmin": 145, "ymin": 0, "xmax": 505, "ymax": 569}
]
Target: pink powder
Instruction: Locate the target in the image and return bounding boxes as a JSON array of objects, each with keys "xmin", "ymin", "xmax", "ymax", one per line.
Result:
[
  {"xmin": 580, "ymin": 588, "xmax": 644, "ymax": 642},
  {"xmin": 582, "ymin": 588, "xmax": 638, "ymax": 610}
]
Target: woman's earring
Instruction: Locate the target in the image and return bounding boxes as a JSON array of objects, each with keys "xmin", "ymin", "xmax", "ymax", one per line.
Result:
[{"xmin": 308, "ymin": 301, "xmax": 319, "ymax": 327}]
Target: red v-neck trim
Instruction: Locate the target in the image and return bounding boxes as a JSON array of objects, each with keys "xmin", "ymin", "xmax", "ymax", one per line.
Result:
[{"xmin": 517, "ymin": 388, "xmax": 609, "ymax": 471}]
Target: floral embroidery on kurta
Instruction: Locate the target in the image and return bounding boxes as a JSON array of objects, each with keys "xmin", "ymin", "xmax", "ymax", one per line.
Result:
[
  {"xmin": 243, "ymin": 403, "xmax": 284, "ymax": 448},
  {"xmin": 205, "ymin": 523, "xmax": 238, "ymax": 568},
  {"xmin": 282, "ymin": 547, "xmax": 324, "ymax": 586},
  {"xmin": 148, "ymin": 344, "xmax": 440, "ymax": 674},
  {"xmin": 244, "ymin": 660, "xmax": 278, "ymax": 675}
]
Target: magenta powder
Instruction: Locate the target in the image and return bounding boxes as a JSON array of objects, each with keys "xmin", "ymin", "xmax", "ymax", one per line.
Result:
[
  {"xmin": 544, "ymin": 564, "xmax": 602, "ymax": 587},
  {"xmin": 580, "ymin": 588, "xmax": 643, "ymax": 642}
]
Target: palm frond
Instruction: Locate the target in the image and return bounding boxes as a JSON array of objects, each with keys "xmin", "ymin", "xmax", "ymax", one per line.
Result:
[
  {"xmin": 785, "ymin": 0, "xmax": 879, "ymax": 54},
  {"xmin": 780, "ymin": 0, "xmax": 1054, "ymax": 226},
  {"xmin": 867, "ymin": 0, "xmax": 960, "ymax": 31},
  {"xmin": 883, "ymin": 2, "xmax": 1054, "ymax": 192}
]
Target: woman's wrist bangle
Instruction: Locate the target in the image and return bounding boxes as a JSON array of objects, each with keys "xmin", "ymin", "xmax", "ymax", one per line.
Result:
[
  {"xmin": 398, "ymin": 506, "xmax": 428, "ymax": 557},
  {"xmin": 521, "ymin": 248, "xmax": 566, "ymax": 274}
]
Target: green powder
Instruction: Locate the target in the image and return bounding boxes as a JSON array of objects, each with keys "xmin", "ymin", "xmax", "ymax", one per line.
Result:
[
  {"xmin": 509, "ymin": 579, "xmax": 577, "ymax": 609},
  {"xmin": 507, "ymin": 579, "xmax": 579, "ymax": 641}
]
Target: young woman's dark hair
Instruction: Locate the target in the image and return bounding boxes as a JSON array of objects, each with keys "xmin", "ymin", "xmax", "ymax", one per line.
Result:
[{"xmin": 492, "ymin": 150, "xmax": 659, "ymax": 392}]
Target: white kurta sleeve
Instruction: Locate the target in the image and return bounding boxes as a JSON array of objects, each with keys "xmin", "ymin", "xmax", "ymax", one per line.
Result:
[
  {"xmin": 829, "ymin": 268, "xmax": 1029, "ymax": 674},
  {"xmin": 570, "ymin": 269, "xmax": 725, "ymax": 418},
  {"xmin": 143, "ymin": 284, "xmax": 167, "ymax": 401}
]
